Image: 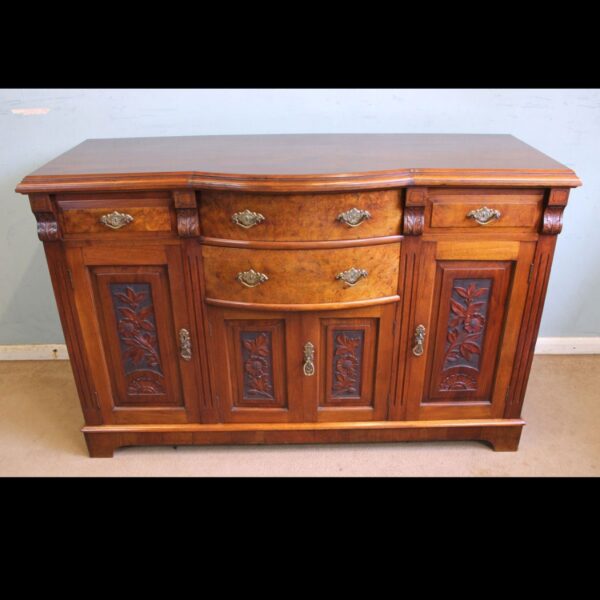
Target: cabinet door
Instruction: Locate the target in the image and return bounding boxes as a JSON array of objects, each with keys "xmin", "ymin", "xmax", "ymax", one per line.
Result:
[
  {"xmin": 206, "ymin": 307, "xmax": 304, "ymax": 423},
  {"xmin": 66, "ymin": 245, "xmax": 202, "ymax": 424},
  {"xmin": 404, "ymin": 241, "xmax": 535, "ymax": 420},
  {"xmin": 304, "ymin": 304, "xmax": 397, "ymax": 422}
]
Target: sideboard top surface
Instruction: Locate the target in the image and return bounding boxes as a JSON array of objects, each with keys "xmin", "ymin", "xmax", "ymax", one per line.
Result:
[{"xmin": 16, "ymin": 134, "xmax": 581, "ymax": 194}]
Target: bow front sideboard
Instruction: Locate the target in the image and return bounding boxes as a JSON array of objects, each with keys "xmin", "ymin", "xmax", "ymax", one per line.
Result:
[{"xmin": 16, "ymin": 134, "xmax": 581, "ymax": 457}]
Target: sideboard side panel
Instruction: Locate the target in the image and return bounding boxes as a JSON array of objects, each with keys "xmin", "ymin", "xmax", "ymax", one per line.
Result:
[{"xmin": 43, "ymin": 242, "xmax": 103, "ymax": 425}]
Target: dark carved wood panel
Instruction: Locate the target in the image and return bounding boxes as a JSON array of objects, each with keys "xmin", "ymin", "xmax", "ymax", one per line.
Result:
[
  {"xmin": 92, "ymin": 266, "xmax": 184, "ymax": 408},
  {"xmin": 224, "ymin": 318, "xmax": 288, "ymax": 411},
  {"xmin": 425, "ymin": 262, "xmax": 512, "ymax": 404},
  {"xmin": 440, "ymin": 278, "xmax": 491, "ymax": 391},
  {"xmin": 110, "ymin": 283, "xmax": 166, "ymax": 396},
  {"xmin": 332, "ymin": 330, "xmax": 365, "ymax": 398},
  {"xmin": 240, "ymin": 331, "xmax": 275, "ymax": 401},
  {"xmin": 319, "ymin": 318, "xmax": 378, "ymax": 407}
]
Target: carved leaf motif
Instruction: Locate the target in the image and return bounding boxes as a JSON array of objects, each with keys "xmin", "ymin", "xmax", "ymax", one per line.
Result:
[
  {"xmin": 111, "ymin": 283, "xmax": 164, "ymax": 381},
  {"xmin": 441, "ymin": 279, "xmax": 490, "ymax": 384},
  {"xmin": 332, "ymin": 331, "xmax": 363, "ymax": 397},
  {"xmin": 241, "ymin": 333, "xmax": 274, "ymax": 399}
]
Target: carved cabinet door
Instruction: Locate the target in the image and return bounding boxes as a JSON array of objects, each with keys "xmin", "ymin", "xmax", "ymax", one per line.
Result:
[
  {"xmin": 65, "ymin": 245, "xmax": 203, "ymax": 424},
  {"xmin": 205, "ymin": 307, "xmax": 305, "ymax": 422},
  {"xmin": 402, "ymin": 241, "xmax": 536, "ymax": 420},
  {"xmin": 302, "ymin": 304, "xmax": 396, "ymax": 422}
]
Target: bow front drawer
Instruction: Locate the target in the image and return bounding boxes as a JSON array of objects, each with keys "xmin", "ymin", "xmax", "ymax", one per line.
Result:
[
  {"xmin": 200, "ymin": 190, "xmax": 402, "ymax": 241},
  {"xmin": 426, "ymin": 188, "xmax": 544, "ymax": 232},
  {"xmin": 57, "ymin": 192, "xmax": 174, "ymax": 236},
  {"xmin": 202, "ymin": 243, "xmax": 401, "ymax": 309}
]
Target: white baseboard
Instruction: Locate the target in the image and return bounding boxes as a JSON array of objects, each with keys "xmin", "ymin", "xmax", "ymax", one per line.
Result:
[
  {"xmin": 534, "ymin": 337, "xmax": 600, "ymax": 354},
  {"xmin": 0, "ymin": 344, "xmax": 69, "ymax": 360},
  {"xmin": 0, "ymin": 338, "xmax": 599, "ymax": 361}
]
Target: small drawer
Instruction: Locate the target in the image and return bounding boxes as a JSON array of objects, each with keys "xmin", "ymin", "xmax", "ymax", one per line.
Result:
[
  {"xmin": 200, "ymin": 190, "xmax": 402, "ymax": 241},
  {"xmin": 202, "ymin": 243, "xmax": 400, "ymax": 307},
  {"xmin": 427, "ymin": 188, "xmax": 544, "ymax": 231},
  {"xmin": 57, "ymin": 192, "xmax": 174, "ymax": 236}
]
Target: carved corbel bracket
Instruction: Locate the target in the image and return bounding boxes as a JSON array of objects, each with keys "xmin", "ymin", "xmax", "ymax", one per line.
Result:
[
  {"xmin": 29, "ymin": 193, "xmax": 60, "ymax": 241},
  {"xmin": 403, "ymin": 187, "xmax": 427, "ymax": 235},
  {"xmin": 173, "ymin": 190, "xmax": 200, "ymax": 237},
  {"xmin": 542, "ymin": 188, "xmax": 570, "ymax": 235}
]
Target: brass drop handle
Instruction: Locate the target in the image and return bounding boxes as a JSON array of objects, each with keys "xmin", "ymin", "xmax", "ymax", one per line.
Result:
[
  {"xmin": 335, "ymin": 267, "xmax": 368, "ymax": 287},
  {"xmin": 232, "ymin": 209, "xmax": 265, "ymax": 229},
  {"xmin": 337, "ymin": 207, "xmax": 372, "ymax": 227},
  {"xmin": 99, "ymin": 211, "xmax": 134, "ymax": 230},
  {"xmin": 412, "ymin": 324, "xmax": 426, "ymax": 357},
  {"xmin": 236, "ymin": 269, "xmax": 269, "ymax": 288},
  {"xmin": 466, "ymin": 206, "xmax": 501, "ymax": 225},
  {"xmin": 179, "ymin": 328, "xmax": 192, "ymax": 361},
  {"xmin": 303, "ymin": 342, "xmax": 315, "ymax": 376}
]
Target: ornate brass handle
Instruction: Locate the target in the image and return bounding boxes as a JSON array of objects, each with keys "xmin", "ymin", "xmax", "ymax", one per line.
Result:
[
  {"xmin": 466, "ymin": 206, "xmax": 501, "ymax": 225},
  {"xmin": 99, "ymin": 211, "xmax": 134, "ymax": 230},
  {"xmin": 303, "ymin": 342, "xmax": 315, "ymax": 376},
  {"xmin": 337, "ymin": 207, "xmax": 372, "ymax": 227},
  {"xmin": 412, "ymin": 324, "xmax": 426, "ymax": 357},
  {"xmin": 232, "ymin": 209, "xmax": 265, "ymax": 229},
  {"xmin": 335, "ymin": 267, "xmax": 368, "ymax": 287},
  {"xmin": 236, "ymin": 268, "xmax": 269, "ymax": 288},
  {"xmin": 179, "ymin": 328, "xmax": 192, "ymax": 361}
]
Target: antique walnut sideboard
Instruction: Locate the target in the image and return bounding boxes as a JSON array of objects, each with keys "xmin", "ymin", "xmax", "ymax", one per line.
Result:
[{"xmin": 16, "ymin": 134, "xmax": 581, "ymax": 457}]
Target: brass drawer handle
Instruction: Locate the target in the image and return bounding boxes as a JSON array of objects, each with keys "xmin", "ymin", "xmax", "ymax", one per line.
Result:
[
  {"xmin": 179, "ymin": 328, "xmax": 192, "ymax": 361},
  {"xmin": 412, "ymin": 324, "xmax": 426, "ymax": 357},
  {"xmin": 232, "ymin": 209, "xmax": 265, "ymax": 229},
  {"xmin": 236, "ymin": 268, "xmax": 269, "ymax": 288},
  {"xmin": 335, "ymin": 267, "xmax": 368, "ymax": 287},
  {"xmin": 337, "ymin": 207, "xmax": 372, "ymax": 227},
  {"xmin": 99, "ymin": 211, "xmax": 134, "ymax": 230},
  {"xmin": 303, "ymin": 342, "xmax": 315, "ymax": 376},
  {"xmin": 466, "ymin": 206, "xmax": 501, "ymax": 225}
]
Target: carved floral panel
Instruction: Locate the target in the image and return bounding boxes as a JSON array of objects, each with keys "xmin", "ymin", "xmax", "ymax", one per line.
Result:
[
  {"xmin": 110, "ymin": 283, "xmax": 166, "ymax": 395},
  {"xmin": 439, "ymin": 278, "xmax": 491, "ymax": 392},
  {"xmin": 332, "ymin": 330, "xmax": 365, "ymax": 398},
  {"xmin": 240, "ymin": 331, "xmax": 275, "ymax": 401}
]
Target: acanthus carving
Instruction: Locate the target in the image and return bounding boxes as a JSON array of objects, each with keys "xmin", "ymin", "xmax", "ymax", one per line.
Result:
[
  {"xmin": 29, "ymin": 194, "xmax": 60, "ymax": 242},
  {"xmin": 177, "ymin": 208, "xmax": 200, "ymax": 237},
  {"xmin": 241, "ymin": 332, "xmax": 274, "ymax": 399},
  {"xmin": 404, "ymin": 207, "xmax": 425, "ymax": 235},
  {"xmin": 404, "ymin": 187, "xmax": 427, "ymax": 235},
  {"xmin": 35, "ymin": 212, "xmax": 60, "ymax": 241},
  {"xmin": 542, "ymin": 207, "xmax": 564, "ymax": 235},
  {"xmin": 332, "ymin": 331, "xmax": 364, "ymax": 397},
  {"xmin": 173, "ymin": 190, "xmax": 200, "ymax": 237},
  {"xmin": 542, "ymin": 188, "xmax": 569, "ymax": 235}
]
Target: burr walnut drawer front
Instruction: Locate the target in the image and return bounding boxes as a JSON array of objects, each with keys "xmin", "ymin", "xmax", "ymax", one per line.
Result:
[
  {"xmin": 199, "ymin": 190, "xmax": 402, "ymax": 241},
  {"xmin": 427, "ymin": 188, "xmax": 545, "ymax": 231},
  {"xmin": 57, "ymin": 193, "xmax": 174, "ymax": 236},
  {"xmin": 202, "ymin": 243, "xmax": 401, "ymax": 307}
]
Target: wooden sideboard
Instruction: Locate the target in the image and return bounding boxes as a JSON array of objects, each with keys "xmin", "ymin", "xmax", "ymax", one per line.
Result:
[{"xmin": 16, "ymin": 134, "xmax": 581, "ymax": 457}]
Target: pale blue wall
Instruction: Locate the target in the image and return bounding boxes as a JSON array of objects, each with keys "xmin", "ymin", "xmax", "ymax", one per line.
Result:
[{"xmin": 1, "ymin": 89, "xmax": 598, "ymax": 343}]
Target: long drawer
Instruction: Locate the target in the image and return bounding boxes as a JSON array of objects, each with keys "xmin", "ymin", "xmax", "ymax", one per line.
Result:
[
  {"xmin": 200, "ymin": 190, "xmax": 402, "ymax": 241},
  {"xmin": 202, "ymin": 243, "xmax": 401, "ymax": 308}
]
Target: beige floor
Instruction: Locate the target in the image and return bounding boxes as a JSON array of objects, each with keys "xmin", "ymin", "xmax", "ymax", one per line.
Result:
[{"xmin": 0, "ymin": 355, "xmax": 598, "ymax": 476}]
